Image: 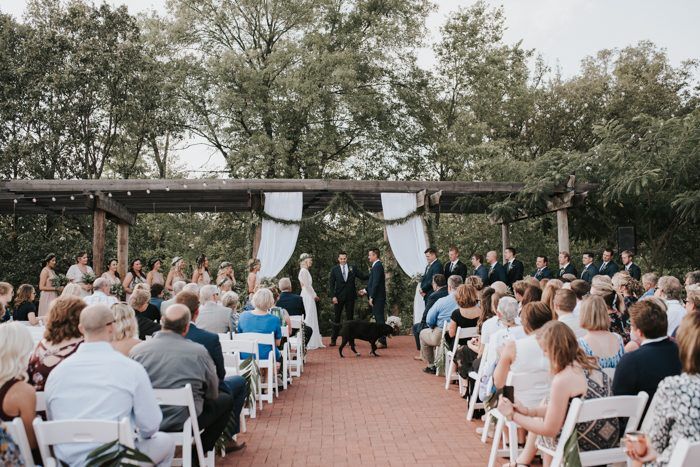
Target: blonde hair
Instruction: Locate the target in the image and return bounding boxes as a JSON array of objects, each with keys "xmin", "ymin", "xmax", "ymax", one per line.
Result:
[
  {"xmin": 61, "ymin": 283, "xmax": 83, "ymax": 297},
  {"xmin": 658, "ymin": 275, "xmax": 682, "ymax": 300},
  {"xmin": 133, "ymin": 282, "xmax": 151, "ymax": 293},
  {"xmin": 676, "ymin": 312, "xmax": 700, "ymax": 374},
  {"xmin": 248, "ymin": 258, "xmax": 261, "ymax": 272},
  {"xmin": 0, "ymin": 282, "xmax": 12, "ymax": 297},
  {"xmin": 687, "ymin": 284, "xmax": 700, "ymax": 309},
  {"xmin": 591, "ymin": 280, "xmax": 625, "ymax": 313},
  {"xmin": 579, "ymin": 296, "xmax": 610, "ymax": 331},
  {"xmin": 542, "ymin": 279, "xmax": 563, "ymax": 318},
  {"xmin": 111, "ymin": 303, "xmax": 139, "ymax": 340},
  {"xmin": 612, "ymin": 271, "xmax": 644, "ymax": 297},
  {"xmin": 0, "ymin": 322, "xmax": 34, "ymax": 385},
  {"xmin": 252, "ymin": 288, "xmax": 275, "ymax": 311},
  {"xmin": 129, "ymin": 288, "xmax": 150, "ymax": 308}
]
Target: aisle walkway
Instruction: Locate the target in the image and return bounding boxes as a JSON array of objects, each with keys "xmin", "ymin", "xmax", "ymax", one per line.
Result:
[{"xmin": 222, "ymin": 336, "xmax": 490, "ymax": 466}]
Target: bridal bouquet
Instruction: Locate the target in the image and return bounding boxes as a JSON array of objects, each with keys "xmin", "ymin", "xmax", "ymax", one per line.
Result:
[
  {"xmin": 82, "ymin": 272, "xmax": 97, "ymax": 286},
  {"xmin": 50, "ymin": 274, "xmax": 69, "ymax": 289}
]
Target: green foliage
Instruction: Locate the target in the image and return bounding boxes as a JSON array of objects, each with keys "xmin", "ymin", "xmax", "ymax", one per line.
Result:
[{"xmin": 86, "ymin": 439, "xmax": 154, "ymax": 466}]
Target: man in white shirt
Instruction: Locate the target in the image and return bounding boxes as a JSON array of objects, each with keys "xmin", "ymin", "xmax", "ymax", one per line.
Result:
[
  {"xmin": 655, "ymin": 275, "xmax": 687, "ymax": 335},
  {"xmin": 554, "ymin": 288, "xmax": 586, "ymax": 337},
  {"xmin": 82, "ymin": 277, "xmax": 118, "ymax": 307},
  {"xmin": 45, "ymin": 304, "xmax": 174, "ymax": 467}
]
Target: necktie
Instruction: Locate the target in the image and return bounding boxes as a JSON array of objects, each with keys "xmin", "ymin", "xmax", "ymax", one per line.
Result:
[
  {"xmin": 342, "ymin": 265, "xmax": 347, "ymax": 281},
  {"xmin": 600, "ymin": 262, "xmax": 606, "ymax": 272},
  {"xmin": 508, "ymin": 261, "xmax": 512, "ymax": 272}
]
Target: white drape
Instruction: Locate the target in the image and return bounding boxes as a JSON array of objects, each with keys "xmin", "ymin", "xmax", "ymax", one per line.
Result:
[
  {"xmin": 380, "ymin": 193, "xmax": 429, "ymax": 324},
  {"xmin": 257, "ymin": 192, "xmax": 303, "ymax": 279}
]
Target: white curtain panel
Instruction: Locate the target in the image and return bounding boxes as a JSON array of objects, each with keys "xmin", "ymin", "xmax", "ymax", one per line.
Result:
[
  {"xmin": 257, "ymin": 192, "xmax": 303, "ymax": 279},
  {"xmin": 380, "ymin": 193, "xmax": 429, "ymax": 324}
]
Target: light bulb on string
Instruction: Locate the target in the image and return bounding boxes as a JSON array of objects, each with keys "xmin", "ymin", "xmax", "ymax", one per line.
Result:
[
  {"xmin": 32, "ymin": 198, "xmax": 37, "ymax": 203},
  {"xmin": 70, "ymin": 195, "xmax": 75, "ymax": 201},
  {"xmin": 146, "ymin": 189, "xmax": 151, "ymax": 194},
  {"xmin": 127, "ymin": 191, "xmax": 132, "ymax": 196},
  {"xmin": 51, "ymin": 196, "xmax": 56, "ymax": 202},
  {"xmin": 89, "ymin": 194, "xmax": 94, "ymax": 199},
  {"xmin": 13, "ymin": 199, "xmax": 18, "ymax": 204},
  {"xmin": 108, "ymin": 193, "xmax": 113, "ymax": 198},
  {"xmin": 165, "ymin": 187, "xmax": 170, "ymax": 192}
]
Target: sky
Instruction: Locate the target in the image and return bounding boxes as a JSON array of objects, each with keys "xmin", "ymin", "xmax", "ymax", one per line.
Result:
[{"xmin": 3, "ymin": 0, "xmax": 699, "ymax": 174}]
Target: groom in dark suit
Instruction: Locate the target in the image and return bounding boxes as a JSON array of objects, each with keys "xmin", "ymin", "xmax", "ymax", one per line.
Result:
[
  {"xmin": 598, "ymin": 248, "xmax": 620, "ymax": 278},
  {"xmin": 420, "ymin": 248, "xmax": 443, "ymax": 304},
  {"xmin": 329, "ymin": 251, "xmax": 364, "ymax": 346},
  {"xmin": 504, "ymin": 247, "xmax": 524, "ymax": 288},
  {"xmin": 361, "ymin": 248, "xmax": 388, "ymax": 347},
  {"xmin": 443, "ymin": 246, "xmax": 468, "ymax": 281}
]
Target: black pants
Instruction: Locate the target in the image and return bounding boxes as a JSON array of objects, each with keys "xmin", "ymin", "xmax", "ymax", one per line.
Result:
[
  {"xmin": 372, "ymin": 299, "xmax": 387, "ymax": 346},
  {"xmin": 291, "ymin": 324, "xmax": 313, "ymax": 347},
  {"xmin": 198, "ymin": 393, "xmax": 234, "ymax": 453},
  {"xmin": 331, "ymin": 299, "xmax": 355, "ymax": 342}
]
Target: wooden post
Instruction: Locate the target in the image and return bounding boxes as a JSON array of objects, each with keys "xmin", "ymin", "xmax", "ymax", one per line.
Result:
[
  {"xmin": 381, "ymin": 215, "xmax": 394, "ymax": 301},
  {"xmin": 92, "ymin": 209, "xmax": 106, "ymax": 275},
  {"xmin": 557, "ymin": 209, "xmax": 570, "ymax": 253},
  {"xmin": 501, "ymin": 223, "xmax": 510, "ymax": 260},
  {"xmin": 252, "ymin": 223, "xmax": 262, "ymax": 260},
  {"xmin": 117, "ymin": 222, "xmax": 129, "ymax": 279}
]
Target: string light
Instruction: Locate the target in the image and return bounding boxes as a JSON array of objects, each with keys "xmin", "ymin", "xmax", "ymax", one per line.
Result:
[
  {"xmin": 13, "ymin": 199, "xmax": 17, "ymax": 204},
  {"xmin": 183, "ymin": 184, "xmax": 188, "ymax": 189},
  {"xmin": 32, "ymin": 198, "xmax": 37, "ymax": 203},
  {"xmin": 51, "ymin": 196, "xmax": 56, "ymax": 202},
  {"xmin": 89, "ymin": 194, "xmax": 94, "ymax": 199},
  {"xmin": 108, "ymin": 193, "xmax": 113, "ymax": 198},
  {"xmin": 127, "ymin": 191, "xmax": 132, "ymax": 196},
  {"xmin": 146, "ymin": 189, "xmax": 151, "ymax": 194},
  {"xmin": 222, "ymin": 181, "xmax": 227, "ymax": 185},
  {"xmin": 165, "ymin": 187, "xmax": 170, "ymax": 192},
  {"xmin": 70, "ymin": 195, "xmax": 75, "ymax": 201},
  {"xmin": 202, "ymin": 182, "xmax": 207, "ymax": 187}
]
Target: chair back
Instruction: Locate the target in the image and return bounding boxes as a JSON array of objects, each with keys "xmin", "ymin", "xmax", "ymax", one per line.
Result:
[
  {"xmin": 153, "ymin": 383, "xmax": 206, "ymax": 465},
  {"xmin": 218, "ymin": 332, "xmax": 231, "ymax": 341},
  {"xmin": 236, "ymin": 332, "xmax": 276, "ymax": 346},
  {"xmin": 506, "ymin": 370, "xmax": 551, "ymax": 394},
  {"xmin": 221, "ymin": 338, "xmax": 258, "ymax": 357},
  {"xmin": 281, "ymin": 326, "xmax": 290, "ymax": 338},
  {"xmin": 35, "ymin": 391, "xmax": 46, "ymax": 412},
  {"xmin": 667, "ymin": 438, "xmax": 700, "ymax": 467},
  {"xmin": 290, "ymin": 315, "xmax": 304, "ymax": 330},
  {"xmin": 6, "ymin": 418, "xmax": 35, "ymax": 467}
]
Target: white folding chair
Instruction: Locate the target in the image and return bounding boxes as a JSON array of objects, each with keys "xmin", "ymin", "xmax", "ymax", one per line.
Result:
[
  {"xmin": 234, "ymin": 332, "xmax": 279, "ymax": 404},
  {"xmin": 466, "ymin": 344, "xmax": 489, "ymax": 421},
  {"xmin": 6, "ymin": 418, "xmax": 35, "ymax": 467},
  {"xmin": 537, "ymin": 391, "xmax": 649, "ymax": 467},
  {"xmin": 221, "ymin": 340, "xmax": 261, "ymax": 415},
  {"xmin": 289, "ymin": 315, "xmax": 305, "ymax": 374},
  {"xmin": 667, "ymin": 438, "xmax": 700, "ymax": 467},
  {"xmin": 153, "ymin": 384, "xmax": 214, "ymax": 467},
  {"xmin": 33, "ymin": 417, "xmax": 134, "ymax": 467},
  {"xmin": 35, "ymin": 391, "xmax": 46, "ymax": 412},
  {"xmin": 218, "ymin": 332, "xmax": 232, "ymax": 341},
  {"xmin": 445, "ymin": 326, "xmax": 479, "ymax": 389}
]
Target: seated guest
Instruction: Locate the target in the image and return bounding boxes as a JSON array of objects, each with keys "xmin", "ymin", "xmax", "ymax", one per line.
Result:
[
  {"xmin": 110, "ymin": 303, "xmax": 141, "ymax": 356},
  {"xmin": 444, "ymin": 284, "xmax": 481, "ymax": 349},
  {"xmin": 612, "ymin": 300, "xmax": 681, "ymax": 413},
  {"xmin": 541, "ymin": 279, "xmax": 563, "ymax": 318},
  {"xmin": 591, "ymin": 276, "xmax": 629, "ymax": 342},
  {"xmin": 553, "ymin": 289, "xmax": 585, "ymax": 337},
  {"xmin": 625, "ymin": 312, "xmax": 700, "ymax": 467},
  {"xmin": 221, "ymin": 291, "xmax": 241, "ymax": 332},
  {"xmin": 160, "ymin": 280, "xmax": 186, "ymax": 315},
  {"xmin": 238, "ymin": 289, "xmax": 282, "ymax": 361},
  {"xmin": 176, "ymin": 292, "xmax": 247, "ymax": 453},
  {"xmin": 464, "ymin": 275, "xmax": 484, "ymax": 291},
  {"xmin": 412, "ymin": 274, "xmax": 447, "ymax": 355},
  {"xmin": 577, "ymin": 296, "xmax": 625, "ymax": 368},
  {"xmin": 569, "ymin": 279, "xmax": 590, "ymax": 316},
  {"xmin": 183, "ymin": 283, "xmax": 201, "ymax": 296},
  {"xmin": 45, "ymin": 305, "xmax": 174, "ymax": 466},
  {"xmin": 640, "ymin": 272, "xmax": 658, "ymax": 299},
  {"xmin": 60, "ymin": 282, "xmax": 84, "ymax": 298},
  {"xmin": 490, "ymin": 281, "xmax": 508, "ymax": 295},
  {"xmin": 520, "ymin": 285, "xmax": 542, "ymax": 309},
  {"xmin": 686, "ymin": 284, "xmax": 699, "ymax": 316},
  {"xmin": 685, "ymin": 270, "xmax": 700, "ymax": 287},
  {"xmin": 419, "ymin": 275, "xmax": 463, "ymax": 374},
  {"xmin": 654, "ymin": 275, "xmax": 686, "ymax": 335},
  {"xmin": 512, "ymin": 280, "xmax": 528, "ymax": 307},
  {"xmin": 12, "ymin": 284, "xmax": 40, "ymax": 325},
  {"xmin": 83, "ymin": 277, "xmax": 118, "ymax": 307},
  {"xmin": 130, "ymin": 288, "xmax": 161, "ymax": 340},
  {"xmin": 130, "ymin": 305, "xmax": 233, "ymax": 459},
  {"xmin": 27, "ymin": 296, "xmax": 86, "ymax": 391},
  {"xmin": 612, "ymin": 271, "xmax": 643, "ymax": 310},
  {"xmin": 196, "ymin": 285, "xmax": 232, "ymax": 333},
  {"xmin": 275, "ymin": 278, "xmax": 305, "ymax": 316},
  {"xmin": 498, "ymin": 321, "xmax": 620, "ymax": 466},
  {"xmin": 268, "ymin": 286, "xmax": 292, "ymax": 338},
  {"xmin": 493, "ymin": 302, "xmax": 553, "ymax": 408},
  {"xmin": 0, "ymin": 282, "xmax": 13, "ymax": 323},
  {"xmin": 149, "ymin": 283, "xmax": 166, "ymax": 311},
  {"xmin": 0, "ymin": 323, "xmax": 38, "ymax": 452}
]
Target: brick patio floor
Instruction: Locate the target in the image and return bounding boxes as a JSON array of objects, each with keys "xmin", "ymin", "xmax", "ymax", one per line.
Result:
[{"xmin": 221, "ymin": 335, "xmax": 491, "ymax": 466}]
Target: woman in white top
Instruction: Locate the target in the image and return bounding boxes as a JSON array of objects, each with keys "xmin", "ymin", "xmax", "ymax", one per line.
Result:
[
  {"xmin": 100, "ymin": 258, "xmax": 121, "ymax": 287},
  {"xmin": 165, "ymin": 256, "xmax": 186, "ymax": 292},
  {"xmin": 192, "ymin": 254, "xmax": 211, "ymax": 286},
  {"xmin": 299, "ymin": 253, "xmax": 324, "ymax": 349},
  {"xmin": 65, "ymin": 251, "xmax": 94, "ymax": 297}
]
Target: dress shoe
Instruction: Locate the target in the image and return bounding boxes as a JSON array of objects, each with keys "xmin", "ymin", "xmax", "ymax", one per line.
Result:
[
  {"xmin": 224, "ymin": 440, "xmax": 247, "ymax": 453},
  {"xmin": 423, "ymin": 366, "xmax": 436, "ymax": 374}
]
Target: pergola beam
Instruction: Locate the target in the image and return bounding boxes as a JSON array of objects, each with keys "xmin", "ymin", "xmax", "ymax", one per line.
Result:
[{"xmin": 89, "ymin": 193, "xmax": 135, "ymax": 226}]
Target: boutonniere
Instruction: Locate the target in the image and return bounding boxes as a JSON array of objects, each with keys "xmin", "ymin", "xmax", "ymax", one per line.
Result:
[{"xmin": 349, "ymin": 266, "xmax": 353, "ymax": 272}]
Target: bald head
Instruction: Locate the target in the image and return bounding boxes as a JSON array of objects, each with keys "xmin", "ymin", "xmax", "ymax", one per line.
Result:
[
  {"xmin": 79, "ymin": 304, "xmax": 115, "ymax": 342},
  {"xmin": 162, "ymin": 304, "xmax": 191, "ymax": 335}
]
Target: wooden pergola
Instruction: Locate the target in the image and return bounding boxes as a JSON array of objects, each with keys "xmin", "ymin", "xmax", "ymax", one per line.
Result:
[{"xmin": 0, "ymin": 178, "xmax": 594, "ymax": 276}]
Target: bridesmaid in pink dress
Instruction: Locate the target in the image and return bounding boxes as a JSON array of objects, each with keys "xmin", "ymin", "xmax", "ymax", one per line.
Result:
[{"xmin": 38, "ymin": 253, "xmax": 61, "ymax": 318}]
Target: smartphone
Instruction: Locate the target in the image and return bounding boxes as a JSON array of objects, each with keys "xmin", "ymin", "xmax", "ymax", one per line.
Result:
[{"xmin": 503, "ymin": 385, "xmax": 514, "ymax": 403}]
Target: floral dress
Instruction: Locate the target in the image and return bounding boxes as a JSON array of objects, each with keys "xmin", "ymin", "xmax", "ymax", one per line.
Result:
[
  {"xmin": 578, "ymin": 334, "xmax": 625, "ymax": 368},
  {"xmin": 27, "ymin": 339, "xmax": 83, "ymax": 391}
]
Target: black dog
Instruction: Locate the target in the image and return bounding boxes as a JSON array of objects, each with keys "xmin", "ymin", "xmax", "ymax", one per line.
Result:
[{"xmin": 338, "ymin": 320, "xmax": 398, "ymax": 357}]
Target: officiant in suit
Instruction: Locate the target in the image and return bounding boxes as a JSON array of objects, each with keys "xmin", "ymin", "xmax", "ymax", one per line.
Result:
[
  {"xmin": 443, "ymin": 246, "xmax": 468, "ymax": 281},
  {"xmin": 360, "ymin": 248, "xmax": 388, "ymax": 347},
  {"xmin": 329, "ymin": 251, "xmax": 365, "ymax": 346},
  {"xmin": 420, "ymin": 248, "xmax": 443, "ymax": 304}
]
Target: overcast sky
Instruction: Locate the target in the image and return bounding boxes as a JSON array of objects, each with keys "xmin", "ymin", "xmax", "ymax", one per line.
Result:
[{"xmin": 3, "ymin": 0, "xmax": 699, "ymax": 174}]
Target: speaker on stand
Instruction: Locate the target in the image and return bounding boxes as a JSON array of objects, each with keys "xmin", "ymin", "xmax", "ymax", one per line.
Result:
[{"xmin": 617, "ymin": 226, "xmax": 636, "ymax": 254}]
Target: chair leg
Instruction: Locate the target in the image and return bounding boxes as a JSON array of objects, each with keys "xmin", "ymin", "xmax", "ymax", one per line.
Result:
[
  {"xmin": 487, "ymin": 416, "xmax": 505, "ymax": 467},
  {"xmin": 467, "ymin": 378, "xmax": 481, "ymax": 421},
  {"xmin": 445, "ymin": 360, "xmax": 454, "ymax": 389},
  {"xmin": 507, "ymin": 421, "xmax": 519, "ymax": 463},
  {"xmin": 481, "ymin": 411, "xmax": 492, "ymax": 444}
]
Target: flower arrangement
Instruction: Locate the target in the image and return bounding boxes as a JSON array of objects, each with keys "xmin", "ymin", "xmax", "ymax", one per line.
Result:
[
  {"xmin": 82, "ymin": 272, "xmax": 97, "ymax": 286},
  {"xmin": 410, "ymin": 273, "xmax": 424, "ymax": 283},
  {"xmin": 258, "ymin": 276, "xmax": 279, "ymax": 289},
  {"xmin": 50, "ymin": 274, "xmax": 69, "ymax": 289},
  {"xmin": 110, "ymin": 282, "xmax": 125, "ymax": 300}
]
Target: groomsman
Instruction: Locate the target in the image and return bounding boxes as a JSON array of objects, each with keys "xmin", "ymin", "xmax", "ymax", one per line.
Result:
[
  {"xmin": 361, "ymin": 248, "xmax": 388, "ymax": 347},
  {"xmin": 420, "ymin": 248, "xmax": 443, "ymax": 305},
  {"xmin": 485, "ymin": 251, "xmax": 507, "ymax": 286},
  {"xmin": 471, "ymin": 254, "xmax": 489, "ymax": 284},
  {"xmin": 329, "ymin": 251, "xmax": 364, "ymax": 346},
  {"xmin": 558, "ymin": 251, "xmax": 578, "ymax": 278},
  {"xmin": 598, "ymin": 248, "xmax": 619, "ymax": 278},
  {"xmin": 621, "ymin": 250, "xmax": 642, "ymax": 280},
  {"xmin": 533, "ymin": 255, "xmax": 553, "ymax": 280},
  {"xmin": 443, "ymin": 246, "xmax": 468, "ymax": 281},
  {"xmin": 580, "ymin": 252, "xmax": 598, "ymax": 283},
  {"xmin": 504, "ymin": 247, "xmax": 524, "ymax": 288}
]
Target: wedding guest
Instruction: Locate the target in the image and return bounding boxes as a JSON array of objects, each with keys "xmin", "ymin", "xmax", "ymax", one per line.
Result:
[
  {"xmin": 0, "ymin": 283, "xmax": 11, "ymax": 323},
  {"xmin": 685, "ymin": 284, "xmax": 699, "ymax": 316},
  {"xmin": 420, "ymin": 275, "xmax": 462, "ymax": 374},
  {"xmin": 620, "ymin": 250, "xmax": 641, "ymax": 280},
  {"xmin": 553, "ymin": 289, "xmax": 585, "ymax": 337},
  {"xmin": 66, "ymin": 251, "xmax": 94, "ymax": 297},
  {"xmin": 196, "ymin": 285, "xmax": 232, "ymax": 333},
  {"xmin": 686, "ymin": 270, "xmax": 700, "ymax": 287},
  {"xmin": 83, "ymin": 278, "xmax": 118, "ymax": 307},
  {"xmin": 123, "ymin": 258, "xmax": 147, "ymax": 300},
  {"xmin": 218, "ymin": 278, "xmax": 233, "ymax": 293},
  {"xmin": 100, "ymin": 258, "xmax": 121, "ymax": 288},
  {"xmin": 444, "ymin": 284, "xmax": 481, "ymax": 349},
  {"xmin": 420, "ymin": 248, "xmax": 443, "ymax": 304},
  {"xmin": 13, "ymin": 284, "xmax": 40, "ymax": 325},
  {"xmin": 578, "ymin": 296, "xmax": 625, "ymax": 369},
  {"xmin": 612, "ymin": 271, "xmax": 643, "ymax": 310},
  {"xmin": 470, "ymin": 254, "xmax": 489, "ymax": 284},
  {"xmin": 0, "ymin": 323, "xmax": 38, "ymax": 451},
  {"xmin": 268, "ymin": 286, "xmax": 292, "ymax": 338},
  {"xmin": 541, "ymin": 279, "xmax": 563, "ymax": 319},
  {"xmin": 276, "ymin": 279, "xmax": 312, "ymax": 345},
  {"xmin": 46, "ymin": 304, "xmax": 175, "ymax": 467},
  {"xmin": 161, "ymin": 280, "xmax": 186, "ymax": 315},
  {"xmin": 464, "ymin": 275, "xmax": 484, "ymax": 291},
  {"xmin": 129, "ymin": 289, "xmax": 161, "ymax": 340},
  {"xmin": 512, "ymin": 280, "xmax": 529, "ymax": 306},
  {"xmin": 183, "ymin": 283, "xmax": 200, "ymax": 295},
  {"xmin": 443, "ymin": 246, "xmax": 468, "ymax": 281},
  {"xmin": 110, "ymin": 303, "xmax": 141, "ymax": 356},
  {"xmin": 654, "ymin": 275, "xmax": 686, "ymax": 336},
  {"xmin": 147, "ymin": 258, "xmax": 165, "ymax": 287},
  {"xmin": 165, "ymin": 256, "xmax": 186, "ymax": 292},
  {"xmin": 570, "ymin": 279, "xmax": 590, "ymax": 316},
  {"xmin": 640, "ymin": 272, "xmax": 658, "ymax": 299},
  {"xmin": 221, "ymin": 291, "xmax": 241, "ymax": 331},
  {"xmin": 216, "ymin": 261, "xmax": 236, "ymax": 288},
  {"xmin": 60, "ymin": 283, "xmax": 84, "ymax": 298},
  {"xmin": 27, "ymin": 296, "xmax": 86, "ymax": 391},
  {"xmin": 498, "ymin": 321, "xmax": 619, "ymax": 467},
  {"xmin": 412, "ymin": 274, "xmax": 447, "ymax": 354},
  {"xmin": 557, "ymin": 251, "xmax": 577, "ymax": 278},
  {"xmin": 192, "ymin": 254, "xmax": 211, "ymax": 286},
  {"xmin": 237, "ymin": 289, "xmax": 282, "ymax": 361},
  {"xmin": 591, "ymin": 277, "xmax": 629, "ymax": 342},
  {"xmin": 490, "ymin": 281, "xmax": 508, "ymax": 295},
  {"xmin": 149, "ymin": 283, "xmax": 166, "ymax": 311},
  {"xmin": 38, "ymin": 253, "xmax": 61, "ymax": 318},
  {"xmin": 520, "ymin": 285, "xmax": 542, "ymax": 308},
  {"xmin": 247, "ymin": 259, "xmax": 261, "ymax": 295}
]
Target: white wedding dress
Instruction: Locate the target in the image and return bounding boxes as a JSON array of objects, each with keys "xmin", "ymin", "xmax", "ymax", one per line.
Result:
[{"xmin": 299, "ymin": 267, "xmax": 324, "ymax": 349}]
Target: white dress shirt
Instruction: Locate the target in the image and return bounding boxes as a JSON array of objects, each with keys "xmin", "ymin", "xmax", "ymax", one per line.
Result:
[
  {"xmin": 664, "ymin": 299, "xmax": 687, "ymax": 336},
  {"xmin": 45, "ymin": 342, "xmax": 163, "ymax": 467},
  {"xmin": 83, "ymin": 290, "xmax": 118, "ymax": 307}
]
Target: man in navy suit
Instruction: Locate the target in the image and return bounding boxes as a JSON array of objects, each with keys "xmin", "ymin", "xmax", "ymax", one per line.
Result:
[
  {"xmin": 276, "ymin": 278, "xmax": 312, "ymax": 345},
  {"xmin": 177, "ymin": 291, "xmax": 247, "ymax": 452},
  {"xmin": 504, "ymin": 247, "xmax": 524, "ymax": 288},
  {"xmin": 621, "ymin": 250, "xmax": 642, "ymax": 280},
  {"xmin": 329, "ymin": 251, "xmax": 364, "ymax": 346},
  {"xmin": 411, "ymin": 274, "xmax": 447, "ymax": 353},
  {"xmin": 471, "ymin": 253, "xmax": 489, "ymax": 284},
  {"xmin": 361, "ymin": 248, "xmax": 388, "ymax": 347},
  {"xmin": 443, "ymin": 246, "xmax": 468, "ymax": 281},
  {"xmin": 580, "ymin": 251, "xmax": 598, "ymax": 283},
  {"xmin": 420, "ymin": 248, "xmax": 443, "ymax": 305},
  {"xmin": 532, "ymin": 255, "xmax": 553, "ymax": 280},
  {"xmin": 485, "ymin": 250, "xmax": 506, "ymax": 286},
  {"xmin": 558, "ymin": 251, "xmax": 578, "ymax": 278},
  {"xmin": 598, "ymin": 248, "xmax": 619, "ymax": 278}
]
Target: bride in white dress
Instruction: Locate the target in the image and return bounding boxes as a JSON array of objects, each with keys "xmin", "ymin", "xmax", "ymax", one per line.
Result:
[{"xmin": 298, "ymin": 253, "xmax": 324, "ymax": 349}]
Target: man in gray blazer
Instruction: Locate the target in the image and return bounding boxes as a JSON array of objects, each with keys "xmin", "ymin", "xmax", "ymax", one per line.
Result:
[
  {"xmin": 160, "ymin": 280, "xmax": 187, "ymax": 315},
  {"xmin": 196, "ymin": 285, "xmax": 233, "ymax": 333}
]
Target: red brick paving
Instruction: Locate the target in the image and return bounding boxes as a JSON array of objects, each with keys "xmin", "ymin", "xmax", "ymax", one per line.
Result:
[{"xmin": 220, "ymin": 335, "xmax": 490, "ymax": 466}]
